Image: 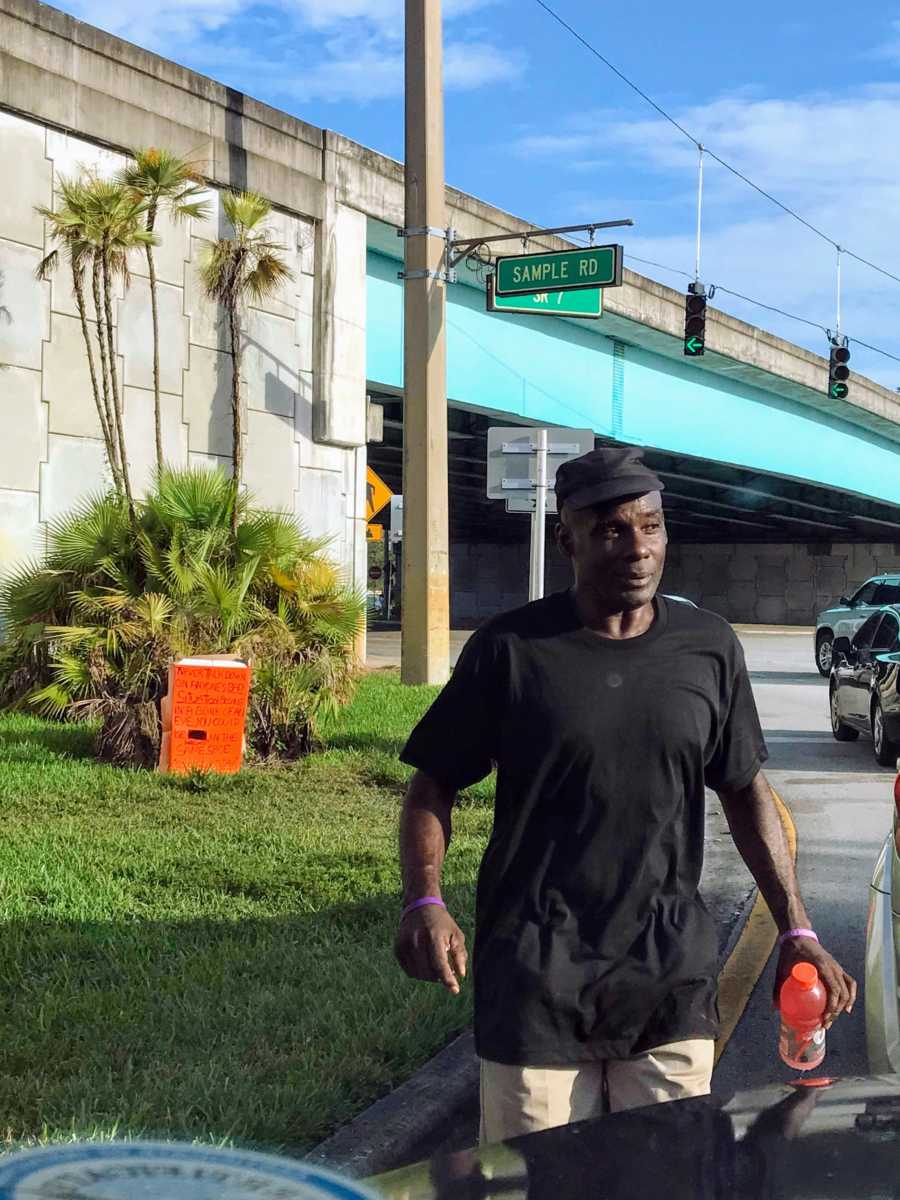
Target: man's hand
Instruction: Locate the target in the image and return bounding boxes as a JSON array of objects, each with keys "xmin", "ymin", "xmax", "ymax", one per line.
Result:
[
  {"xmin": 395, "ymin": 905, "xmax": 467, "ymax": 995},
  {"xmin": 773, "ymin": 937, "xmax": 857, "ymax": 1028}
]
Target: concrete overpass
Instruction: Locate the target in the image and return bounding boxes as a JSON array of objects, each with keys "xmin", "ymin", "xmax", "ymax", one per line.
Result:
[{"xmin": 1, "ymin": 0, "xmax": 899, "ymax": 628}]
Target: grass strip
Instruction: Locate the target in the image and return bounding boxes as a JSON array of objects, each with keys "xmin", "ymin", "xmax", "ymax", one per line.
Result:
[{"xmin": 0, "ymin": 672, "xmax": 493, "ymax": 1154}]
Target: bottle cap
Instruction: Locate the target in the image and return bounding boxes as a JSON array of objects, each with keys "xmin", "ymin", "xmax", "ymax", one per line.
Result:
[{"xmin": 791, "ymin": 962, "xmax": 819, "ymax": 990}]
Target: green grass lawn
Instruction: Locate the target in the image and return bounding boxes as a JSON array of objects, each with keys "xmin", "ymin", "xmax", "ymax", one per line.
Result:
[{"xmin": 0, "ymin": 672, "xmax": 494, "ymax": 1154}]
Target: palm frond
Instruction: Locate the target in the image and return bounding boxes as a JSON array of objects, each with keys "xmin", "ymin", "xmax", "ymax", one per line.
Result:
[
  {"xmin": 245, "ymin": 251, "xmax": 294, "ymax": 303},
  {"xmin": 48, "ymin": 492, "xmax": 131, "ymax": 572},
  {"xmin": 131, "ymin": 592, "xmax": 174, "ymax": 634},
  {"xmin": 150, "ymin": 467, "xmax": 237, "ymax": 529},
  {"xmin": 222, "ymin": 190, "xmax": 272, "ymax": 232},
  {"xmin": 69, "ymin": 588, "xmax": 131, "ymax": 620},
  {"xmin": 236, "ymin": 510, "xmax": 304, "ymax": 566},
  {"xmin": 28, "ymin": 682, "xmax": 75, "ymax": 719},
  {"xmin": 174, "ymin": 199, "xmax": 210, "ymax": 222},
  {"xmin": 35, "ymin": 248, "xmax": 59, "ymax": 281},
  {"xmin": 0, "ymin": 565, "xmax": 72, "ymax": 626},
  {"xmin": 120, "ymin": 148, "xmax": 208, "ymax": 197}
]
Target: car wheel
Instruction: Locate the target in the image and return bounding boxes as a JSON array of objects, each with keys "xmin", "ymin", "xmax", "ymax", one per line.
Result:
[
  {"xmin": 831, "ymin": 684, "xmax": 859, "ymax": 741},
  {"xmin": 871, "ymin": 699, "xmax": 897, "ymax": 766},
  {"xmin": 816, "ymin": 631, "xmax": 833, "ymax": 677}
]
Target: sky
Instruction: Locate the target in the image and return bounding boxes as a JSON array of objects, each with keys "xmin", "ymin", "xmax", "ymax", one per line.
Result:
[{"xmin": 56, "ymin": 0, "xmax": 900, "ymax": 388}]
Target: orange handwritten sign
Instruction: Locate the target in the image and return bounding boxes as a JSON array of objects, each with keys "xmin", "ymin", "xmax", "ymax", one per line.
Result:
[{"xmin": 158, "ymin": 656, "xmax": 252, "ymax": 775}]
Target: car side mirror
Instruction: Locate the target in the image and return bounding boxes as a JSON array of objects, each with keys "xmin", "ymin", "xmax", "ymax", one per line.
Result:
[
  {"xmin": 833, "ymin": 636, "xmax": 855, "ymax": 665},
  {"xmin": 839, "ymin": 595, "xmax": 852, "ymax": 606}
]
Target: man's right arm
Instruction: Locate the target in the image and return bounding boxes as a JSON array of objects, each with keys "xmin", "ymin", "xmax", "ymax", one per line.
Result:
[{"xmin": 394, "ymin": 769, "xmax": 468, "ymax": 995}]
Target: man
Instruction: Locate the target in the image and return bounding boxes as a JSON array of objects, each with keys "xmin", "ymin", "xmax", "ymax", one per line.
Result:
[{"xmin": 395, "ymin": 446, "xmax": 855, "ymax": 1145}]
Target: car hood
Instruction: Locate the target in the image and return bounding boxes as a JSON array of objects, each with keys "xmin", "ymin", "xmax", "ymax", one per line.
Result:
[{"xmin": 371, "ymin": 1076, "xmax": 900, "ymax": 1200}]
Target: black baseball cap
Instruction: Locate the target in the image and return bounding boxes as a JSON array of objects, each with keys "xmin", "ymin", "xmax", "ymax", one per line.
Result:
[{"xmin": 555, "ymin": 446, "xmax": 664, "ymax": 511}]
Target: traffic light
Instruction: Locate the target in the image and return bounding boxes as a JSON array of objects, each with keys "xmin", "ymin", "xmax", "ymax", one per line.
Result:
[
  {"xmin": 684, "ymin": 285, "xmax": 706, "ymax": 356},
  {"xmin": 828, "ymin": 342, "xmax": 850, "ymax": 400}
]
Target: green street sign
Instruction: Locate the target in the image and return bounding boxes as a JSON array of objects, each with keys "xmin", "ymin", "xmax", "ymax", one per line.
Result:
[
  {"xmin": 487, "ymin": 275, "xmax": 602, "ymax": 319},
  {"xmin": 494, "ymin": 244, "xmax": 623, "ymax": 297},
  {"xmin": 684, "ymin": 335, "xmax": 704, "ymax": 356}
]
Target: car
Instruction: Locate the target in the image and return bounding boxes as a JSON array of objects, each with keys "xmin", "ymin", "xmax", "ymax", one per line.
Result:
[
  {"xmin": 828, "ymin": 606, "xmax": 900, "ymax": 765},
  {"xmin": 373, "ymin": 1076, "xmax": 900, "ymax": 1200},
  {"xmin": 815, "ymin": 574, "xmax": 900, "ymax": 677},
  {"xmin": 864, "ymin": 766, "xmax": 900, "ymax": 1075}
]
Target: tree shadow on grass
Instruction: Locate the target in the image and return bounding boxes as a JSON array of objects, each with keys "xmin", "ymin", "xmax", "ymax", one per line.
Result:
[
  {"xmin": 0, "ymin": 886, "xmax": 476, "ymax": 1157},
  {"xmin": 0, "ymin": 720, "xmax": 98, "ymax": 763},
  {"xmin": 324, "ymin": 732, "xmax": 407, "ymax": 757}
]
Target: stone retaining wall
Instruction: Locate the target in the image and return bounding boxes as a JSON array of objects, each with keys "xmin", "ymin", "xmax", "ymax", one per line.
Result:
[{"xmin": 450, "ymin": 539, "xmax": 900, "ymax": 626}]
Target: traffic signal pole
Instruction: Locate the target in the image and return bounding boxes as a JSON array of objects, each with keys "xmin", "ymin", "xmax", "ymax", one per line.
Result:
[{"xmin": 401, "ymin": 0, "xmax": 451, "ymax": 685}]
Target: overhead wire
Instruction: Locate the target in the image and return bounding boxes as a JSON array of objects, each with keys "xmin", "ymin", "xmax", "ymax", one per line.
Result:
[
  {"xmin": 622, "ymin": 252, "xmax": 900, "ymax": 365},
  {"xmin": 532, "ymin": 0, "xmax": 900, "ymax": 288},
  {"xmin": 562, "ymin": 221, "xmax": 900, "ymax": 368},
  {"xmin": 707, "ymin": 284, "xmax": 827, "ymax": 334}
]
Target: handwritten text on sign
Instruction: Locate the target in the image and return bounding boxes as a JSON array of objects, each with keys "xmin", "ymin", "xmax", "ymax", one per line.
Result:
[{"xmin": 168, "ymin": 661, "xmax": 252, "ymax": 774}]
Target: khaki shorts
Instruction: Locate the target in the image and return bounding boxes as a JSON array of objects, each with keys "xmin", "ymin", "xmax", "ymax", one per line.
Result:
[{"xmin": 479, "ymin": 1038, "xmax": 715, "ymax": 1145}]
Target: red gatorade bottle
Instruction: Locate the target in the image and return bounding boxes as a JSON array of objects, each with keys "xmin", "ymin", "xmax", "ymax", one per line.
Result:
[{"xmin": 779, "ymin": 962, "xmax": 827, "ymax": 1070}]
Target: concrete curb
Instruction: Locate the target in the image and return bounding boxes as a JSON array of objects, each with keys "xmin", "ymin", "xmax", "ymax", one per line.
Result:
[
  {"xmin": 304, "ymin": 884, "xmax": 760, "ymax": 1179},
  {"xmin": 303, "ymin": 1028, "xmax": 479, "ymax": 1178}
]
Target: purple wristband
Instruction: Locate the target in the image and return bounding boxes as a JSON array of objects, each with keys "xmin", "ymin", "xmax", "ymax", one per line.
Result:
[
  {"xmin": 401, "ymin": 896, "xmax": 446, "ymax": 920},
  {"xmin": 778, "ymin": 927, "xmax": 819, "ymax": 946}
]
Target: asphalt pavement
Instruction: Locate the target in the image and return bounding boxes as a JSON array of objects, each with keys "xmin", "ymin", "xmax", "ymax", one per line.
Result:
[{"xmin": 713, "ymin": 630, "xmax": 895, "ymax": 1096}]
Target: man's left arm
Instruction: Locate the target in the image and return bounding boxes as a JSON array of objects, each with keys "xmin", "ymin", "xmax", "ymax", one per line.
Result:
[{"xmin": 718, "ymin": 770, "xmax": 857, "ymax": 1027}]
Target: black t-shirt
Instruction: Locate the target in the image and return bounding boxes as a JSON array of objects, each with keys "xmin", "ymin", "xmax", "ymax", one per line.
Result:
[{"xmin": 400, "ymin": 591, "xmax": 768, "ymax": 1066}]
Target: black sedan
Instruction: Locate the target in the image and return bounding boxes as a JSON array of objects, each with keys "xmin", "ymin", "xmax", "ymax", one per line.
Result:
[{"xmin": 829, "ymin": 604, "xmax": 900, "ymax": 766}]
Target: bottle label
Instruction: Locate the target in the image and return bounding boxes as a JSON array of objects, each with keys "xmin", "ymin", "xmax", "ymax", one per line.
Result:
[{"xmin": 779, "ymin": 1020, "xmax": 826, "ymax": 1069}]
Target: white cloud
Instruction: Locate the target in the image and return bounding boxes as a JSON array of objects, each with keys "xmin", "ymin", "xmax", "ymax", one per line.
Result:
[
  {"xmin": 290, "ymin": 0, "xmax": 496, "ymax": 33},
  {"xmin": 64, "ymin": 0, "xmax": 240, "ymax": 49},
  {"xmin": 511, "ymin": 87, "xmax": 900, "ymax": 387},
  {"xmin": 280, "ymin": 36, "xmax": 524, "ymax": 103},
  {"xmin": 444, "ymin": 42, "xmax": 527, "ymax": 91},
  {"xmin": 512, "ymin": 132, "xmax": 594, "ymax": 157},
  {"xmin": 60, "ymin": 0, "xmax": 521, "ymax": 103}
]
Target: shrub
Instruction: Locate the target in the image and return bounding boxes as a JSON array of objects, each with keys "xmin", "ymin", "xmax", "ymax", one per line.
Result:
[{"xmin": 0, "ymin": 469, "xmax": 363, "ymax": 767}]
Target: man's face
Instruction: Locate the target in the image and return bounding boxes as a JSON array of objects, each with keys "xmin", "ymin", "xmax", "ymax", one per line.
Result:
[{"xmin": 556, "ymin": 491, "xmax": 667, "ymax": 610}]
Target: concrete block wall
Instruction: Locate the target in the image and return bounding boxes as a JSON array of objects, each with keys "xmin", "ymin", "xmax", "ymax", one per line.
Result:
[
  {"xmin": 450, "ymin": 539, "xmax": 900, "ymax": 627},
  {"xmin": 662, "ymin": 542, "xmax": 900, "ymax": 624},
  {"xmin": 0, "ymin": 112, "xmax": 367, "ymax": 591}
]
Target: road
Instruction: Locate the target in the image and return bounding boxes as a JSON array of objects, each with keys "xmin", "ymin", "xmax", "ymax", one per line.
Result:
[{"xmin": 713, "ymin": 630, "xmax": 894, "ymax": 1095}]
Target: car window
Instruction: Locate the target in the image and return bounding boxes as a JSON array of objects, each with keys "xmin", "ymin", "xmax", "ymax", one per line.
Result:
[
  {"xmin": 872, "ymin": 613, "xmax": 900, "ymax": 652},
  {"xmin": 853, "ymin": 613, "xmax": 883, "ymax": 650},
  {"xmin": 851, "ymin": 582, "xmax": 880, "ymax": 605},
  {"xmin": 873, "ymin": 582, "xmax": 900, "ymax": 606}
]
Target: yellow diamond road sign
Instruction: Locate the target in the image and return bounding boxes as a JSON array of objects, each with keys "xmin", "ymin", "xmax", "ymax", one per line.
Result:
[{"xmin": 366, "ymin": 467, "xmax": 393, "ymax": 523}]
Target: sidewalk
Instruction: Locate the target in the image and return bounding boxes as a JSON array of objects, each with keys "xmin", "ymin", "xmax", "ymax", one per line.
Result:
[{"xmin": 306, "ymin": 794, "xmax": 754, "ymax": 1178}]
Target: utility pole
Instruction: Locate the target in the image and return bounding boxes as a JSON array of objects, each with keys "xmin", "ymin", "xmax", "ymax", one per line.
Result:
[{"xmin": 401, "ymin": 0, "xmax": 450, "ymax": 685}]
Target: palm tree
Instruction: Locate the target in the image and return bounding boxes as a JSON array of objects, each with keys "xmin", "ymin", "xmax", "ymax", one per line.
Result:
[
  {"xmin": 36, "ymin": 177, "xmax": 123, "ymax": 493},
  {"xmin": 199, "ymin": 191, "xmax": 294, "ymax": 534},
  {"xmin": 79, "ymin": 174, "xmax": 156, "ymax": 519},
  {"xmin": 119, "ymin": 149, "xmax": 210, "ymax": 473},
  {"xmin": 0, "ymin": 468, "xmax": 364, "ymax": 767}
]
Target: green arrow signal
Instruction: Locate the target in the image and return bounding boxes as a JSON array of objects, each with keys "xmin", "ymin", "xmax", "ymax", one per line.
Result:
[
  {"xmin": 685, "ymin": 336, "xmax": 703, "ymax": 354},
  {"xmin": 830, "ymin": 382, "xmax": 849, "ymax": 399}
]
